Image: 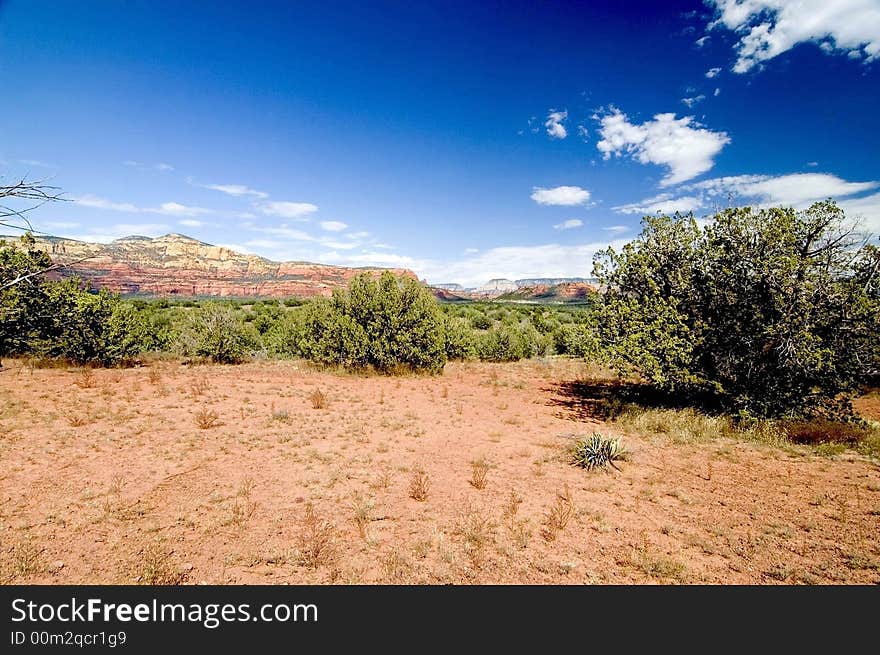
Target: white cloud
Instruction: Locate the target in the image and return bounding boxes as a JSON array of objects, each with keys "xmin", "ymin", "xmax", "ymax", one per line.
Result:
[
  {"xmin": 60, "ymin": 223, "xmax": 170, "ymax": 242},
  {"xmin": 839, "ymin": 192, "xmax": 880, "ymax": 232},
  {"xmin": 319, "ymin": 240, "xmax": 359, "ymax": 250},
  {"xmin": 318, "ymin": 241, "xmax": 625, "ymax": 288},
  {"xmin": 681, "ymin": 95, "xmax": 706, "ymax": 108},
  {"xmin": 705, "ymin": 67, "xmax": 722, "ymax": 78},
  {"xmin": 108, "ymin": 223, "xmax": 170, "ymax": 236},
  {"xmin": 178, "ymin": 219, "xmax": 205, "ymax": 227},
  {"xmin": 319, "ymin": 220, "xmax": 348, "ymax": 232},
  {"xmin": 553, "ymin": 219, "xmax": 583, "ymax": 230},
  {"xmin": 244, "ymin": 239, "xmax": 283, "ymax": 250},
  {"xmin": 613, "ymin": 172, "xmax": 880, "ymax": 227},
  {"xmin": 123, "ymin": 160, "xmax": 174, "ymax": 172},
  {"xmin": 199, "ymin": 183, "xmax": 268, "ymax": 199},
  {"xmin": 685, "ymin": 172, "xmax": 879, "ymax": 207},
  {"xmin": 418, "ymin": 240, "xmax": 627, "ymax": 288},
  {"xmin": 708, "ymin": 0, "xmax": 880, "ymax": 73},
  {"xmin": 614, "ymin": 193, "xmax": 703, "ymax": 215},
  {"xmin": 695, "ymin": 35, "xmax": 711, "ymax": 47},
  {"xmin": 41, "ymin": 220, "xmax": 80, "ymax": 229},
  {"xmin": 714, "ymin": 87, "xmax": 721, "ymax": 96},
  {"xmin": 807, "ymin": 161, "xmax": 819, "ymax": 167},
  {"xmin": 253, "ymin": 226, "xmax": 316, "ymax": 241},
  {"xmin": 71, "ymin": 194, "xmax": 212, "ymax": 217},
  {"xmin": 576, "ymin": 124, "xmax": 589, "ymax": 141},
  {"xmin": 153, "ymin": 202, "xmax": 212, "ymax": 217},
  {"xmin": 72, "ymin": 194, "xmax": 140, "ymax": 213},
  {"xmin": 603, "ymin": 225, "xmax": 629, "ymax": 235},
  {"xmin": 544, "ymin": 109, "xmax": 568, "ymax": 139},
  {"xmin": 531, "ymin": 185, "xmax": 591, "ymax": 206},
  {"xmin": 258, "ymin": 201, "xmax": 318, "ymax": 220},
  {"xmin": 595, "ymin": 108, "xmax": 730, "ymax": 186}
]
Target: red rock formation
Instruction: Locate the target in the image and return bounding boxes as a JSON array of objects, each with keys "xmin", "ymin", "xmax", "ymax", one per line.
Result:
[{"xmin": 27, "ymin": 233, "xmax": 416, "ymax": 298}]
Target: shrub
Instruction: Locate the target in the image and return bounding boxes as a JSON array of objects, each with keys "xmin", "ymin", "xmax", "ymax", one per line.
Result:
[
  {"xmin": 594, "ymin": 201, "xmax": 880, "ymax": 418},
  {"xmin": 300, "ymin": 272, "xmax": 447, "ymax": 373},
  {"xmin": 469, "ymin": 313, "xmax": 492, "ymax": 330},
  {"xmin": 262, "ymin": 309, "xmax": 307, "ymax": 357},
  {"xmin": 177, "ymin": 302, "xmax": 248, "ymax": 363},
  {"xmin": 478, "ymin": 322, "xmax": 550, "ymax": 361},
  {"xmin": 571, "ymin": 433, "xmax": 625, "ymax": 470},
  {"xmin": 553, "ymin": 322, "xmax": 598, "ymax": 358},
  {"xmin": 444, "ymin": 316, "xmax": 478, "ymax": 360}
]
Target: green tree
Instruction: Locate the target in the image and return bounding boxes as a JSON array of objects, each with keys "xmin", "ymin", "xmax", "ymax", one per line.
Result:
[
  {"xmin": 0, "ymin": 234, "xmax": 53, "ymax": 365},
  {"xmin": 299, "ymin": 272, "xmax": 447, "ymax": 372},
  {"xmin": 178, "ymin": 302, "xmax": 249, "ymax": 363},
  {"xmin": 594, "ymin": 201, "xmax": 879, "ymax": 418}
]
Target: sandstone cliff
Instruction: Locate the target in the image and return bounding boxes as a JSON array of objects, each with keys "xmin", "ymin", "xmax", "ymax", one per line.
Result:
[{"xmin": 14, "ymin": 233, "xmax": 417, "ymax": 298}]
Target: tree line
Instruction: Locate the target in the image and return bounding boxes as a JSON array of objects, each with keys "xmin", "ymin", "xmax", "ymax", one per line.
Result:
[{"xmin": 2, "ymin": 200, "xmax": 878, "ymax": 419}]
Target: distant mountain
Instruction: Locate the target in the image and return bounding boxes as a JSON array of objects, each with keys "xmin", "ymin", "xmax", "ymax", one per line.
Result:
[
  {"xmin": 495, "ymin": 281, "xmax": 598, "ymax": 303},
  {"xmin": 429, "ymin": 286, "xmax": 470, "ymax": 302},
  {"xmin": 475, "ymin": 278, "xmax": 518, "ymax": 294},
  {"xmin": 7, "ymin": 232, "xmax": 416, "ymax": 298},
  {"xmin": 514, "ymin": 277, "xmax": 598, "ymax": 287},
  {"xmin": 445, "ymin": 276, "xmax": 599, "ymax": 299}
]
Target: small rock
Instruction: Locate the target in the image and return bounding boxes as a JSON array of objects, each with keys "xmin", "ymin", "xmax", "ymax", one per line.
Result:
[
  {"xmin": 49, "ymin": 561, "xmax": 65, "ymax": 572},
  {"xmin": 178, "ymin": 562, "xmax": 194, "ymax": 573}
]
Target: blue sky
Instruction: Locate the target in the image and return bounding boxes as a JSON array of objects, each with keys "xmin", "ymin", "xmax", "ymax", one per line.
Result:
[{"xmin": 1, "ymin": 0, "xmax": 878, "ymax": 286}]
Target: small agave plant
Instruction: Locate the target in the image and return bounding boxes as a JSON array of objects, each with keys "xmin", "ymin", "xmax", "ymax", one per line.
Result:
[{"xmin": 572, "ymin": 433, "xmax": 626, "ymax": 471}]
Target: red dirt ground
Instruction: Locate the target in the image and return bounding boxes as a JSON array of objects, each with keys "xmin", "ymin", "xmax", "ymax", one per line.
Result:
[{"xmin": 1, "ymin": 358, "xmax": 878, "ymax": 584}]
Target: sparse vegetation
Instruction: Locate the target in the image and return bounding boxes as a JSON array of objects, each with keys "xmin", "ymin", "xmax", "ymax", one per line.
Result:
[
  {"xmin": 309, "ymin": 388, "xmax": 327, "ymax": 409},
  {"xmin": 408, "ymin": 467, "xmax": 430, "ymax": 501},
  {"xmin": 296, "ymin": 503, "xmax": 336, "ymax": 569},
  {"xmin": 194, "ymin": 406, "xmax": 220, "ymax": 429},
  {"xmin": 571, "ymin": 433, "xmax": 626, "ymax": 471},
  {"xmin": 541, "ymin": 484, "xmax": 573, "ymax": 541},
  {"xmin": 137, "ymin": 542, "xmax": 187, "ymax": 585},
  {"xmin": 469, "ymin": 457, "xmax": 490, "ymax": 489}
]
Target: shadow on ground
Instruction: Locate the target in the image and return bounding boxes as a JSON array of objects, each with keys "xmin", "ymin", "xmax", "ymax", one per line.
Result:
[{"xmin": 545, "ymin": 379, "xmax": 720, "ymax": 423}]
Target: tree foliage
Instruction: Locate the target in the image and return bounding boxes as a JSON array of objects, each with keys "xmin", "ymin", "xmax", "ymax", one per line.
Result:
[
  {"xmin": 594, "ymin": 201, "xmax": 880, "ymax": 418},
  {"xmin": 1, "ymin": 234, "xmax": 154, "ymax": 366},
  {"xmin": 300, "ymin": 272, "xmax": 448, "ymax": 372}
]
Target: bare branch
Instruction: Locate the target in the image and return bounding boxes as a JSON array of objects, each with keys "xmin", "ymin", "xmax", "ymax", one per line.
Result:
[
  {"xmin": 0, "ymin": 177, "xmax": 68, "ymax": 235},
  {"xmin": 0, "ymin": 256, "xmax": 94, "ymax": 292}
]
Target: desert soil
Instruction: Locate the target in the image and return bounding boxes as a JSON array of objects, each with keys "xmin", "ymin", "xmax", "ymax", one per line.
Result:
[{"xmin": 1, "ymin": 358, "xmax": 878, "ymax": 584}]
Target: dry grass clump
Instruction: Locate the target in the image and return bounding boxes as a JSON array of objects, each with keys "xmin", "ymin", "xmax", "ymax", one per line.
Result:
[
  {"xmin": 455, "ymin": 509, "xmax": 495, "ymax": 567},
  {"xmin": 781, "ymin": 420, "xmax": 870, "ymax": 446},
  {"xmin": 193, "ymin": 406, "xmax": 220, "ymax": 429},
  {"xmin": 137, "ymin": 542, "xmax": 187, "ymax": 585},
  {"xmin": 65, "ymin": 413, "xmax": 90, "ymax": 427},
  {"xmin": 469, "ymin": 457, "xmax": 490, "ymax": 489},
  {"xmin": 74, "ymin": 368, "xmax": 96, "ymax": 389},
  {"xmin": 541, "ymin": 484, "xmax": 573, "ymax": 542},
  {"xmin": 310, "ymin": 388, "xmax": 328, "ymax": 409},
  {"xmin": 296, "ymin": 503, "xmax": 336, "ymax": 569},
  {"xmin": 1, "ymin": 541, "xmax": 43, "ymax": 582},
  {"xmin": 189, "ymin": 376, "xmax": 211, "ymax": 397},
  {"xmin": 612, "ymin": 403, "xmax": 880, "ymax": 458},
  {"xmin": 351, "ymin": 495, "xmax": 375, "ymax": 539},
  {"xmin": 408, "ymin": 467, "xmax": 429, "ymax": 501}
]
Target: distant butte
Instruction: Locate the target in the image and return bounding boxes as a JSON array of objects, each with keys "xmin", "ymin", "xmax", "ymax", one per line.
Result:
[{"xmin": 9, "ymin": 232, "xmax": 417, "ymax": 298}]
